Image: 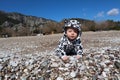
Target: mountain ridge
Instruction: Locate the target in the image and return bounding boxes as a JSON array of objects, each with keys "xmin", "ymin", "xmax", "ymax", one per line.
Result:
[{"xmin": 0, "ymin": 10, "xmax": 120, "ymax": 37}]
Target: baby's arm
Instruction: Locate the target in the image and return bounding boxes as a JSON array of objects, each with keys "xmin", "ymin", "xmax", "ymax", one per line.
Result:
[
  {"xmin": 55, "ymin": 37, "xmax": 66, "ymax": 57},
  {"xmin": 55, "ymin": 43, "xmax": 69, "ymax": 60},
  {"xmin": 55, "ymin": 37, "xmax": 71, "ymax": 61}
]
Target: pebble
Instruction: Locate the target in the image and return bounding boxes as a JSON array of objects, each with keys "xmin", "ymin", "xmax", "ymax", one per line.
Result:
[
  {"xmin": 114, "ymin": 61, "xmax": 120, "ymax": 69},
  {"xmin": 0, "ymin": 49, "xmax": 119, "ymax": 80},
  {"xmin": 70, "ymin": 71, "xmax": 76, "ymax": 78},
  {"xmin": 56, "ymin": 77, "xmax": 64, "ymax": 80}
]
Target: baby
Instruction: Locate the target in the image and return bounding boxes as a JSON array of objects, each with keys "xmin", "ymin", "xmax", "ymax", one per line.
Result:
[{"xmin": 55, "ymin": 19, "xmax": 83, "ymax": 61}]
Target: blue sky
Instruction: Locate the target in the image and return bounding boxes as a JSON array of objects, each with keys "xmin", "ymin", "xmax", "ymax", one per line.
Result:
[{"xmin": 0, "ymin": 0, "xmax": 120, "ymax": 22}]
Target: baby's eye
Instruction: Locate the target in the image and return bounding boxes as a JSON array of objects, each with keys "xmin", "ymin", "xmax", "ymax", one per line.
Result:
[
  {"xmin": 68, "ymin": 31, "xmax": 72, "ymax": 32},
  {"xmin": 68, "ymin": 30, "xmax": 72, "ymax": 32}
]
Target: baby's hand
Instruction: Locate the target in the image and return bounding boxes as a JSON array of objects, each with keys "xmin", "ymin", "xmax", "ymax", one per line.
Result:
[
  {"xmin": 61, "ymin": 55, "xmax": 69, "ymax": 61},
  {"xmin": 76, "ymin": 55, "xmax": 82, "ymax": 59}
]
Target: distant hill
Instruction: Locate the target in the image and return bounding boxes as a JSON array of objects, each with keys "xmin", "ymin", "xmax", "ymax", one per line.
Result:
[
  {"xmin": 0, "ymin": 10, "xmax": 60, "ymax": 37},
  {"xmin": 0, "ymin": 10, "xmax": 58, "ymax": 29},
  {"xmin": 0, "ymin": 10, "xmax": 120, "ymax": 37}
]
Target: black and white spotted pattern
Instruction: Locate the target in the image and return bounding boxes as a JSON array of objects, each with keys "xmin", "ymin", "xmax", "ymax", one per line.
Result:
[{"xmin": 55, "ymin": 19, "xmax": 83, "ymax": 57}]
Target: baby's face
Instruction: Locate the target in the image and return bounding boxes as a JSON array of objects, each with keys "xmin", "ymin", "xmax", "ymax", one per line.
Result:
[{"xmin": 66, "ymin": 28, "xmax": 78, "ymax": 40}]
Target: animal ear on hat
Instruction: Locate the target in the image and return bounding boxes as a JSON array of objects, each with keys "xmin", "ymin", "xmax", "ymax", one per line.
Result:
[{"xmin": 64, "ymin": 19, "xmax": 68, "ymax": 23}]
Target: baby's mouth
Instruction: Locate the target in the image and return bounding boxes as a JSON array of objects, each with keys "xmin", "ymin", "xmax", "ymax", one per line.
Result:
[{"xmin": 70, "ymin": 36, "xmax": 75, "ymax": 38}]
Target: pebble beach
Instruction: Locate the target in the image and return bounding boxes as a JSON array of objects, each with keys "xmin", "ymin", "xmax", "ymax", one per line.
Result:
[{"xmin": 0, "ymin": 31, "xmax": 120, "ymax": 80}]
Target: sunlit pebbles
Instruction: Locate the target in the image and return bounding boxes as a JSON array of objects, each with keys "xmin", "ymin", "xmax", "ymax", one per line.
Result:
[{"xmin": 0, "ymin": 31, "xmax": 120, "ymax": 79}]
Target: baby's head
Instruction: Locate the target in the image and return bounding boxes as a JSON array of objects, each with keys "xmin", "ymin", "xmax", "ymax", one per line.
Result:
[{"xmin": 63, "ymin": 19, "xmax": 81, "ymax": 40}]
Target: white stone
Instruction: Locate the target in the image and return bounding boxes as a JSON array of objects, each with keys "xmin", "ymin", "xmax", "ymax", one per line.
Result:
[
  {"xmin": 69, "ymin": 57, "xmax": 75, "ymax": 61},
  {"xmin": 56, "ymin": 77, "xmax": 64, "ymax": 80},
  {"xmin": 109, "ymin": 65, "xmax": 113, "ymax": 68},
  {"xmin": 83, "ymin": 76, "xmax": 89, "ymax": 80},
  {"xmin": 104, "ymin": 68, "xmax": 109, "ymax": 72},
  {"xmin": 64, "ymin": 72, "xmax": 69, "ymax": 76},
  {"xmin": 104, "ymin": 60, "xmax": 110, "ymax": 64},
  {"xmin": 51, "ymin": 62, "xmax": 59, "ymax": 67},
  {"xmin": 9, "ymin": 60, "xmax": 18, "ymax": 67},
  {"xmin": 65, "ymin": 63, "xmax": 70, "ymax": 67},
  {"xmin": 99, "ymin": 62, "xmax": 106, "ymax": 67},
  {"xmin": 80, "ymin": 65, "xmax": 86, "ymax": 71},
  {"xmin": 102, "ymin": 71, "xmax": 107, "ymax": 77},
  {"xmin": 70, "ymin": 71, "xmax": 76, "ymax": 78},
  {"xmin": 23, "ymin": 69, "xmax": 28, "ymax": 73},
  {"xmin": 59, "ymin": 67, "xmax": 64, "ymax": 70}
]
